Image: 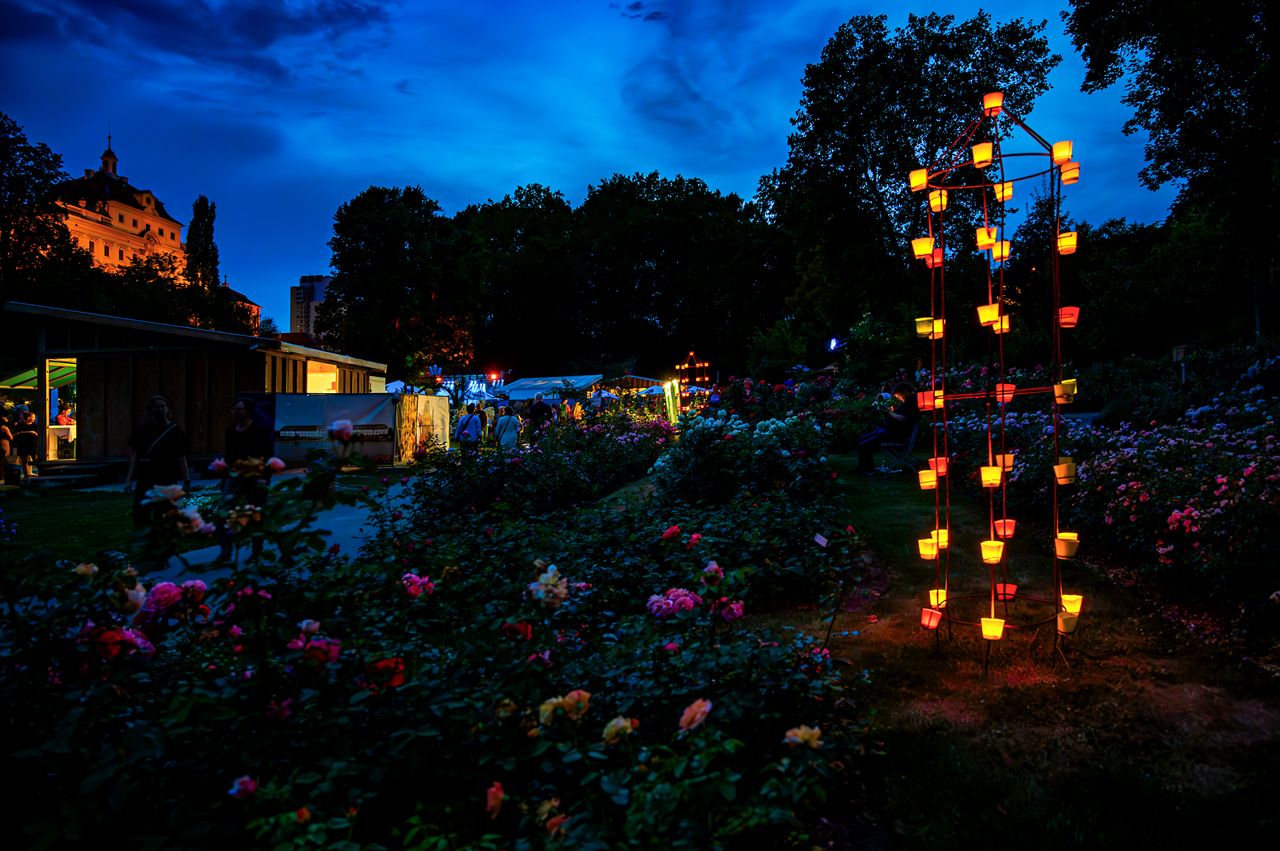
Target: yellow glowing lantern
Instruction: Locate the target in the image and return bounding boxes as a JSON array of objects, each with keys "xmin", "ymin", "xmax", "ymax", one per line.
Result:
[
  {"xmin": 982, "ymin": 91, "xmax": 1004, "ymax": 116},
  {"xmin": 1057, "ymin": 612, "xmax": 1079, "ymax": 635},
  {"xmin": 928, "ymin": 457, "xmax": 948, "ymax": 476},
  {"xmin": 1054, "ymin": 460, "xmax": 1077, "ymax": 485},
  {"xmin": 930, "ymin": 319, "xmax": 946, "ymax": 340},
  {"xmin": 993, "ymin": 315, "xmax": 1011, "ymax": 335},
  {"xmin": 996, "ymin": 453, "xmax": 1015, "ymax": 471},
  {"xmin": 931, "ymin": 529, "xmax": 950, "ymax": 549},
  {"xmin": 994, "ymin": 181, "xmax": 1013, "ymax": 202},
  {"xmin": 918, "ymin": 538, "xmax": 938, "ymax": 560},
  {"xmin": 995, "ymin": 383, "xmax": 1016, "ymax": 403},
  {"xmin": 1058, "ymin": 306, "xmax": 1080, "ymax": 328},
  {"xmin": 921, "ymin": 608, "xmax": 943, "ymax": 629},
  {"xmin": 916, "ymin": 390, "xmax": 934, "ymax": 410},
  {"xmin": 1054, "ymin": 382, "xmax": 1077, "ymax": 404},
  {"xmin": 1061, "ymin": 593, "xmax": 1084, "ymax": 615},
  {"xmin": 1052, "ymin": 140, "xmax": 1073, "ymax": 165},
  {"xmin": 972, "ymin": 142, "xmax": 993, "ymax": 168},
  {"xmin": 1062, "ymin": 378, "xmax": 1078, "ymax": 395},
  {"xmin": 1061, "ymin": 161, "xmax": 1080, "ymax": 185},
  {"xmin": 929, "ymin": 189, "xmax": 948, "ymax": 212},
  {"xmin": 976, "ymin": 227, "xmax": 997, "ymax": 251},
  {"xmin": 976, "ymin": 302, "xmax": 1001, "ymax": 326},
  {"xmin": 909, "ymin": 168, "xmax": 928, "ymax": 192},
  {"xmin": 994, "ymin": 518, "xmax": 1016, "ymax": 539},
  {"xmin": 1057, "ymin": 231, "xmax": 1078, "ymax": 255},
  {"xmin": 918, "ymin": 470, "xmax": 938, "ymax": 490},
  {"xmin": 925, "ymin": 248, "xmax": 945, "ymax": 268},
  {"xmin": 912, "ymin": 237, "xmax": 934, "ymax": 259},
  {"xmin": 996, "ymin": 583, "xmax": 1018, "ymax": 601},
  {"xmin": 981, "ymin": 617, "xmax": 1006, "ymax": 640},
  {"xmin": 1055, "ymin": 532, "xmax": 1079, "ymax": 559},
  {"xmin": 929, "ymin": 589, "xmax": 948, "ymax": 609},
  {"xmin": 915, "ymin": 316, "xmax": 934, "ymax": 338},
  {"xmin": 993, "ymin": 241, "xmax": 1012, "ymax": 263},
  {"xmin": 981, "ymin": 540, "xmax": 1005, "ymax": 564},
  {"xmin": 980, "ymin": 466, "xmax": 1002, "ymax": 488}
]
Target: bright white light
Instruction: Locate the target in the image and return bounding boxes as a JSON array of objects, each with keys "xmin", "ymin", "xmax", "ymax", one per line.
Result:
[{"xmin": 829, "ymin": 338, "xmax": 838, "ymax": 351}]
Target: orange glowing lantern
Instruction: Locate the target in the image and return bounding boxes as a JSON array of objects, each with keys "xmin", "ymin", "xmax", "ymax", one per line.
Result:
[
  {"xmin": 996, "ymin": 583, "xmax": 1018, "ymax": 601},
  {"xmin": 981, "ymin": 617, "xmax": 1006, "ymax": 640},
  {"xmin": 921, "ymin": 608, "xmax": 943, "ymax": 629},
  {"xmin": 928, "ymin": 457, "xmax": 949, "ymax": 476},
  {"xmin": 918, "ymin": 470, "xmax": 938, "ymax": 490},
  {"xmin": 976, "ymin": 302, "xmax": 1001, "ymax": 326},
  {"xmin": 981, "ymin": 540, "xmax": 1005, "ymax": 564},
  {"xmin": 976, "ymin": 227, "xmax": 997, "ymax": 251},
  {"xmin": 1052, "ymin": 140, "xmax": 1073, "ymax": 165},
  {"xmin": 994, "ymin": 518, "xmax": 1016, "ymax": 539},
  {"xmin": 972, "ymin": 142, "xmax": 993, "ymax": 168},
  {"xmin": 1061, "ymin": 593, "xmax": 1084, "ymax": 615},
  {"xmin": 917, "ymin": 538, "xmax": 938, "ymax": 560},
  {"xmin": 993, "ymin": 316, "xmax": 1011, "ymax": 335},
  {"xmin": 929, "ymin": 190, "xmax": 948, "ymax": 212},
  {"xmin": 994, "ymin": 181, "xmax": 1013, "ymax": 202},
  {"xmin": 1054, "ymin": 460, "xmax": 1077, "ymax": 485},
  {"xmin": 1054, "ymin": 382, "xmax": 1077, "ymax": 404},
  {"xmin": 1055, "ymin": 532, "xmax": 1079, "ymax": 559},
  {"xmin": 1057, "ymin": 231, "xmax": 1078, "ymax": 255},
  {"xmin": 916, "ymin": 390, "xmax": 934, "ymax": 411},
  {"xmin": 931, "ymin": 529, "xmax": 950, "ymax": 549},
  {"xmin": 928, "ymin": 319, "xmax": 945, "ymax": 340},
  {"xmin": 1061, "ymin": 161, "xmax": 1080, "ymax": 185},
  {"xmin": 1058, "ymin": 306, "xmax": 1080, "ymax": 328},
  {"xmin": 1056, "ymin": 612, "xmax": 1079, "ymax": 635},
  {"xmin": 911, "ymin": 237, "xmax": 934, "ymax": 259},
  {"xmin": 993, "ymin": 241, "xmax": 1012, "ymax": 263},
  {"xmin": 914, "ymin": 316, "xmax": 934, "ymax": 338},
  {"xmin": 925, "ymin": 248, "xmax": 945, "ymax": 268},
  {"xmin": 982, "ymin": 92, "xmax": 1004, "ymax": 116},
  {"xmin": 929, "ymin": 589, "xmax": 948, "ymax": 609},
  {"xmin": 980, "ymin": 466, "xmax": 1002, "ymax": 488},
  {"xmin": 909, "ymin": 169, "xmax": 928, "ymax": 192},
  {"xmin": 995, "ymin": 383, "xmax": 1016, "ymax": 403},
  {"xmin": 996, "ymin": 453, "xmax": 1015, "ymax": 472}
]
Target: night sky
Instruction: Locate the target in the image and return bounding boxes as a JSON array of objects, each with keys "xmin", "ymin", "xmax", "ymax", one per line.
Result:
[{"xmin": 1, "ymin": 0, "xmax": 1174, "ymax": 330}]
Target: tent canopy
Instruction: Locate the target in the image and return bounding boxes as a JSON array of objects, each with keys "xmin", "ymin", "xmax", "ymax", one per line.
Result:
[
  {"xmin": 1, "ymin": 363, "xmax": 77, "ymax": 390},
  {"xmin": 501, "ymin": 375, "xmax": 603, "ymax": 396}
]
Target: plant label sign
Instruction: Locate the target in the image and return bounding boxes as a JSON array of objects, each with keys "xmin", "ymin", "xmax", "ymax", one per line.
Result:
[{"xmin": 814, "ymin": 534, "xmax": 828, "ymax": 548}]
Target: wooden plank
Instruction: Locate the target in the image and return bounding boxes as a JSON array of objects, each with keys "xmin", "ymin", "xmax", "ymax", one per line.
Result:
[
  {"xmin": 104, "ymin": 356, "xmax": 134, "ymax": 457},
  {"xmin": 209, "ymin": 351, "xmax": 235, "ymax": 453},
  {"xmin": 187, "ymin": 351, "xmax": 210, "ymax": 455},
  {"xmin": 134, "ymin": 354, "xmax": 160, "ymax": 419},
  {"xmin": 159, "ymin": 353, "xmax": 186, "ymax": 428},
  {"xmin": 77, "ymin": 357, "xmax": 107, "ymax": 460}
]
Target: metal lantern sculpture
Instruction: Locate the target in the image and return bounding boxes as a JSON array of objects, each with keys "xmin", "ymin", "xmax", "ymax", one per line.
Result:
[{"xmin": 908, "ymin": 91, "xmax": 1085, "ymax": 672}]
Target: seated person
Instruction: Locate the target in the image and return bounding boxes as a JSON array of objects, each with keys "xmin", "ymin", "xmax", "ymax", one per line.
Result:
[{"xmin": 855, "ymin": 382, "xmax": 920, "ymax": 475}]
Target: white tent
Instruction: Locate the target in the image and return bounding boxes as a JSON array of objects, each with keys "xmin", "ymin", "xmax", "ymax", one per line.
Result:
[
  {"xmin": 501, "ymin": 375, "xmax": 603, "ymax": 397},
  {"xmin": 638, "ymin": 385, "xmax": 666, "ymax": 396}
]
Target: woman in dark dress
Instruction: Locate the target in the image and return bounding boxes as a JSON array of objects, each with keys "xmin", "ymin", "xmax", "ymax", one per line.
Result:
[
  {"xmin": 122, "ymin": 396, "xmax": 191, "ymax": 528},
  {"xmin": 12, "ymin": 409, "xmax": 39, "ymax": 480}
]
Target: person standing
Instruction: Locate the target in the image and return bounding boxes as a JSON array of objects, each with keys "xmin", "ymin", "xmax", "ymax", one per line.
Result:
[
  {"xmin": 528, "ymin": 393, "xmax": 554, "ymax": 440},
  {"xmin": 220, "ymin": 397, "xmax": 273, "ymax": 558},
  {"xmin": 0, "ymin": 414, "xmax": 14, "ymax": 483},
  {"xmin": 123, "ymin": 396, "xmax": 191, "ymax": 527},
  {"xmin": 12, "ymin": 408, "xmax": 42, "ymax": 480},
  {"xmin": 494, "ymin": 405, "xmax": 522, "ymax": 449},
  {"xmin": 455, "ymin": 403, "xmax": 483, "ymax": 453},
  {"xmin": 483, "ymin": 400, "xmax": 498, "ymax": 444}
]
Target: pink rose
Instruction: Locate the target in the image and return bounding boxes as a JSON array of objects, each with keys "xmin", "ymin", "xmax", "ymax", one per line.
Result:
[
  {"xmin": 661, "ymin": 524, "xmax": 680, "ymax": 541},
  {"xmin": 328, "ymin": 420, "xmax": 355, "ymax": 441},
  {"xmin": 228, "ymin": 776, "xmax": 258, "ymax": 798},
  {"xmin": 209, "ymin": 458, "xmax": 228, "ymax": 473},
  {"xmin": 299, "ymin": 619, "xmax": 321, "ymax": 634},
  {"xmin": 679, "ymin": 698, "xmax": 712, "ymax": 731},
  {"xmin": 267, "ymin": 457, "xmax": 286, "ymax": 473}
]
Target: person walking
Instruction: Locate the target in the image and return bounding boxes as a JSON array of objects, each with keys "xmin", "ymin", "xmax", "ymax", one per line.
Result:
[
  {"xmin": 494, "ymin": 405, "xmax": 522, "ymax": 449},
  {"xmin": 122, "ymin": 396, "xmax": 191, "ymax": 527},
  {"xmin": 219, "ymin": 397, "xmax": 273, "ymax": 559},
  {"xmin": 455, "ymin": 403, "xmax": 483, "ymax": 454},
  {"xmin": 12, "ymin": 407, "xmax": 41, "ymax": 480}
]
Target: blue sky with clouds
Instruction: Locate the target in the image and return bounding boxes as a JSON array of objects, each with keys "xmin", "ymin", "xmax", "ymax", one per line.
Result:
[{"xmin": 1, "ymin": 0, "xmax": 1174, "ymax": 326}]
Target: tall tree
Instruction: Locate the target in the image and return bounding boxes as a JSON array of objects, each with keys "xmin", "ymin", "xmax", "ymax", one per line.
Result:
[
  {"xmin": 1062, "ymin": 0, "xmax": 1276, "ymax": 338},
  {"xmin": 184, "ymin": 195, "xmax": 220, "ymax": 291},
  {"xmin": 759, "ymin": 13, "xmax": 1061, "ymax": 357},
  {"xmin": 0, "ymin": 111, "xmax": 75, "ymax": 299},
  {"xmin": 317, "ymin": 186, "xmax": 482, "ymax": 379}
]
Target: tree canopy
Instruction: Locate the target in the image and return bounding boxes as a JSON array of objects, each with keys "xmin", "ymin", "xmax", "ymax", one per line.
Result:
[
  {"xmin": 0, "ymin": 111, "xmax": 75, "ymax": 298},
  {"xmin": 184, "ymin": 195, "xmax": 220, "ymax": 291}
]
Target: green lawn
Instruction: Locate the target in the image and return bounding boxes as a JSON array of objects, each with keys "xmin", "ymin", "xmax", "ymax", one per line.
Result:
[{"xmin": 1, "ymin": 486, "xmax": 142, "ymax": 564}]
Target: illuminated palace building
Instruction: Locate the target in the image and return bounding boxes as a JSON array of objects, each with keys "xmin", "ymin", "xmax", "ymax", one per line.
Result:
[{"xmin": 55, "ymin": 139, "xmax": 187, "ymax": 269}]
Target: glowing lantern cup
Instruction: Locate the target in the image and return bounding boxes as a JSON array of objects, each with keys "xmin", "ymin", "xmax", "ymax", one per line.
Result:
[
  {"xmin": 972, "ymin": 142, "xmax": 993, "ymax": 168},
  {"xmin": 929, "ymin": 589, "xmax": 948, "ymax": 609},
  {"xmin": 1062, "ymin": 378, "xmax": 1078, "ymax": 395},
  {"xmin": 981, "ymin": 540, "xmax": 1005, "ymax": 564},
  {"xmin": 912, "ymin": 237, "xmax": 934, "ymax": 259},
  {"xmin": 909, "ymin": 169, "xmax": 928, "ymax": 192},
  {"xmin": 929, "ymin": 190, "xmax": 948, "ymax": 212},
  {"xmin": 996, "ymin": 583, "xmax": 1018, "ymax": 601},
  {"xmin": 994, "ymin": 181, "xmax": 1013, "ymax": 203},
  {"xmin": 993, "ymin": 241, "xmax": 1012, "ymax": 263},
  {"xmin": 1058, "ymin": 306, "xmax": 1080, "ymax": 328},
  {"xmin": 921, "ymin": 608, "xmax": 943, "ymax": 630},
  {"xmin": 929, "ymin": 319, "xmax": 946, "ymax": 340},
  {"xmin": 1061, "ymin": 594, "xmax": 1084, "ymax": 615},
  {"xmin": 918, "ymin": 470, "xmax": 938, "ymax": 490},
  {"xmin": 928, "ymin": 457, "xmax": 949, "ymax": 476},
  {"xmin": 916, "ymin": 391, "xmax": 935, "ymax": 411},
  {"xmin": 1061, "ymin": 161, "xmax": 1080, "ymax": 185},
  {"xmin": 983, "ymin": 92, "xmax": 1004, "ymax": 116},
  {"xmin": 980, "ymin": 466, "xmax": 1002, "ymax": 488},
  {"xmin": 981, "ymin": 618, "xmax": 1006, "ymax": 640},
  {"xmin": 1058, "ymin": 231, "xmax": 1078, "ymax": 255},
  {"xmin": 994, "ymin": 518, "xmax": 1017, "ymax": 539},
  {"xmin": 994, "ymin": 316, "xmax": 1011, "ymax": 335},
  {"xmin": 931, "ymin": 529, "xmax": 950, "ymax": 549},
  {"xmin": 1054, "ymin": 461, "xmax": 1077, "ymax": 485},
  {"xmin": 996, "ymin": 383, "xmax": 1016, "ymax": 403},
  {"xmin": 918, "ymin": 538, "xmax": 938, "ymax": 560},
  {"xmin": 1052, "ymin": 140, "xmax": 1074, "ymax": 165},
  {"xmin": 1054, "ymin": 383, "xmax": 1076, "ymax": 404},
  {"xmin": 914, "ymin": 316, "xmax": 934, "ymax": 338},
  {"xmin": 996, "ymin": 453, "xmax": 1015, "ymax": 471},
  {"xmin": 926, "ymin": 248, "xmax": 945, "ymax": 268},
  {"xmin": 1057, "ymin": 612, "xmax": 1079, "ymax": 635},
  {"xmin": 976, "ymin": 227, "xmax": 997, "ymax": 251},
  {"xmin": 977, "ymin": 302, "xmax": 1001, "ymax": 326},
  {"xmin": 1055, "ymin": 533, "xmax": 1080, "ymax": 559}
]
